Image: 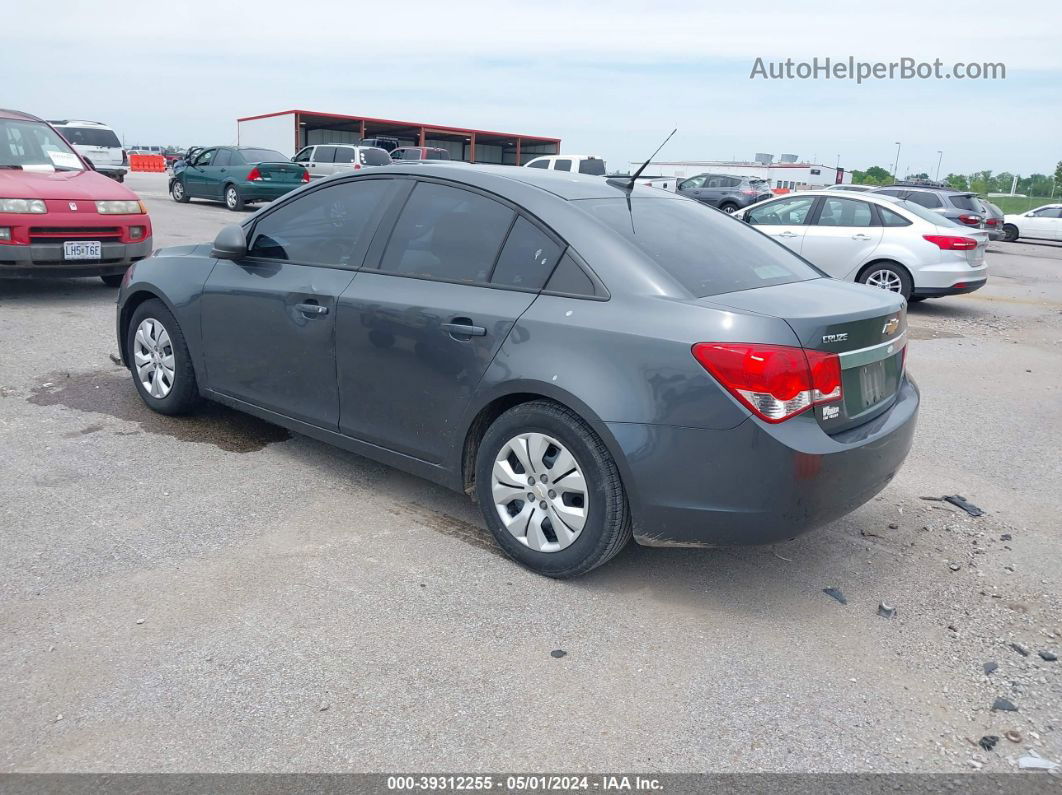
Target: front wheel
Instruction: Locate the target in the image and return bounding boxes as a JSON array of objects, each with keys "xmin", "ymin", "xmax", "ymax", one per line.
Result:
[
  {"xmin": 475, "ymin": 400, "xmax": 631, "ymax": 578},
  {"xmin": 225, "ymin": 184, "xmax": 245, "ymax": 211},
  {"xmin": 126, "ymin": 299, "xmax": 199, "ymax": 415},
  {"xmin": 859, "ymin": 262, "xmax": 912, "ymax": 300},
  {"xmin": 1002, "ymin": 223, "xmax": 1019, "ymax": 242},
  {"xmin": 170, "ymin": 179, "xmax": 189, "ymax": 203}
]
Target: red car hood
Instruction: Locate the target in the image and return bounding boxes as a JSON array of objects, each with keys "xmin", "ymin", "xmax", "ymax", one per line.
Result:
[{"xmin": 0, "ymin": 169, "xmax": 137, "ymax": 201}]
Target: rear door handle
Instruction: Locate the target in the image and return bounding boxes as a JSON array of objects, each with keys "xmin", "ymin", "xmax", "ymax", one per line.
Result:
[
  {"xmin": 851, "ymin": 233, "xmax": 871, "ymax": 240},
  {"xmin": 296, "ymin": 302, "xmax": 329, "ymax": 317},
  {"xmin": 777, "ymin": 231, "xmax": 798, "ymax": 238},
  {"xmin": 442, "ymin": 320, "xmax": 486, "ymax": 338}
]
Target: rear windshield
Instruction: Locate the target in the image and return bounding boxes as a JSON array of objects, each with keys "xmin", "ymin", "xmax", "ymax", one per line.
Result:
[
  {"xmin": 578, "ymin": 159, "xmax": 606, "ymax": 176},
  {"xmin": 55, "ymin": 126, "xmax": 121, "ymax": 148},
  {"xmin": 239, "ymin": 148, "xmax": 287, "ymax": 163},
  {"xmin": 579, "ymin": 197, "xmax": 821, "ymax": 297},
  {"xmin": 948, "ymin": 193, "xmax": 980, "ymax": 211},
  {"xmin": 361, "ymin": 147, "xmax": 392, "ymax": 166},
  {"xmin": 0, "ymin": 119, "xmax": 84, "ymax": 171},
  {"xmin": 749, "ymin": 178, "xmax": 770, "ymax": 190},
  {"xmin": 426, "ymin": 149, "xmax": 450, "ymax": 160}
]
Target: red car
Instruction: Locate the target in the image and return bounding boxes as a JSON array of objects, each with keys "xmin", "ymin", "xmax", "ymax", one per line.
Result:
[{"xmin": 0, "ymin": 109, "xmax": 152, "ymax": 286}]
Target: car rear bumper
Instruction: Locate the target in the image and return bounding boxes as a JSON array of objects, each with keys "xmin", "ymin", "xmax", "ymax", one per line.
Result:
[
  {"xmin": 913, "ymin": 260, "xmax": 988, "ymax": 291},
  {"xmin": 0, "ymin": 238, "xmax": 152, "ymax": 278},
  {"xmin": 609, "ymin": 377, "xmax": 919, "ymax": 547},
  {"xmin": 241, "ymin": 182, "xmax": 302, "ymax": 202},
  {"xmin": 912, "ymin": 278, "xmax": 987, "ymax": 298}
]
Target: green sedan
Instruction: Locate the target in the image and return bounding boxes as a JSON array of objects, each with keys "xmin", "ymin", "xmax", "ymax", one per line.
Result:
[{"xmin": 169, "ymin": 146, "xmax": 309, "ymax": 211}]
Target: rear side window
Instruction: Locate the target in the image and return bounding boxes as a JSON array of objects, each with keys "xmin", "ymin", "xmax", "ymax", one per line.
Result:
[
  {"xmin": 334, "ymin": 147, "xmax": 357, "ymax": 164},
  {"xmin": 948, "ymin": 194, "xmax": 979, "ymax": 211},
  {"xmin": 426, "ymin": 149, "xmax": 449, "ymax": 160},
  {"xmin": 490, "ymin": 218, "xmax": 563, "ymax": 290},
  {"xmin": 905, "ymin": 191, "xmax": 943, "ymax": 209},
  {"xmin": 816, "ymin": 197, "xmax": 874, "ymax": 227},
  {"xmin": 879, "ymin": 207, "xmax": 912, "ymax": 226},
  {"xmin": 578, "ymin": 159, "xmax": 605, "ymax": 176},
  {"xmin": 55, "ymin": 127, "xmax": 121, "ymax": 148},
  {"xmin": 553, "ymin": 159, "xmax": 572, "ymax": 172},
  {"xmin": 579, "ymin": 197, "xmax": 820, "ymax": 297},
  {"xmin": 361, "ymin": 148, "xmax": 391, "ymax": 166},
  {"xmin": 313, "ymin": 146, "xmax": 337, "ymax": 163},
  {"xmin": 381, "ymin": 182, "xmax": 514, "ymax": 283},
  {"xmin": 545, "ymin": 254, "xmax": 596, "ymax": 297},
  {"xmin": 247, "ymin": 179, "xmax": 395, "ymax": 267}
]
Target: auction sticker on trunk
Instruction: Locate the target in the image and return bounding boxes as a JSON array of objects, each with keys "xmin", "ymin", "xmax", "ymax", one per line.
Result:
[{"xmin": 63, "ymin": 241, "xmax": 102, "ymax": 260}]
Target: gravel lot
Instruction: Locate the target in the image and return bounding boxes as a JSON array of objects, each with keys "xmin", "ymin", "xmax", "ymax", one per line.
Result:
[{"xmin": 1, "ymin": 172, "xmax": 1059, "ymax": 773}]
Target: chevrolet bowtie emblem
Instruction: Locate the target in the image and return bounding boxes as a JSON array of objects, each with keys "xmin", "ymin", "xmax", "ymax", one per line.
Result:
[{"xmin": 882, "ymin": 317, "xmax": 900, "ymax": 336}]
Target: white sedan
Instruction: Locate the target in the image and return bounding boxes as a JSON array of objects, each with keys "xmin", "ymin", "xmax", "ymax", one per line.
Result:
[
  {"xmin": 1002, "ymin": 204, "xmax": 1062, "ymax": 242},
  {"xmin": 734, "ymin": 190, "xmax": 988, "ymax": 301}
]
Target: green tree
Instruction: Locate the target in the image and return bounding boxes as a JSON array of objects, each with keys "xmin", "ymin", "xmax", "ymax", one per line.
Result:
[
  {"xmin": 1054, "ymin": 161, "xmax": 1062, "ymax": 186},
  {"xmin": 944, "ymin": 173, "xmax": 969, "ymax": 190},
  {"xmin": 906, "ymin": 172, "xmax": 930, "ymax": 181},
  {"xmin": 852, "ymin": 165, "xmax": 891, "ymax": 185},
  {"xmin": 969, "ymin": 170, "xmax": 993, "ymax": 194},
  {"xmin": 995, "ymin": 172, "xmax": 1015, "ymax": 193}
]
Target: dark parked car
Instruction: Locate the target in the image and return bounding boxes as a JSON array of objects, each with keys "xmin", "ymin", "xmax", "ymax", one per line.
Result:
[
  {"xmin": 361, "ymin": 136, "xmax": 400, "ymax": 153},
  {"xmin": 116, "ymin": 164, "xmax": 918, "ymax": 577},
  {"xmin": 676, "ymin": 173, "xmax": 773, "ymax": 213},
  {"xmin": 391, "ymin": 146, "xmax": 450, "ymax": 162},
  {"xmin": 169, "ymin": 146, "xmax": 309, "ymax": 211},
  {"xmin": 871, "ymin": 184, "xmax": 986, "ymax": 231}
]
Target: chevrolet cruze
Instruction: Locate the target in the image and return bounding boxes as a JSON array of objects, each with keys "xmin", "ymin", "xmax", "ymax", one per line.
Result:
[{"xmin": 116, "ymin": 164, "xmax": 918, "ymax": 577}]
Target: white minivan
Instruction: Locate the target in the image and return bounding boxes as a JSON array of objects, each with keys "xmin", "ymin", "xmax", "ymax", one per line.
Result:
[
  {"xmin": 293, "ymin": 144, "xmax": 392, "ymax": 179},
  {"xmin": 49, "ymin": 120, "xmax": 127, "ymax": 182},
  {"xmin": 524, "ymin": 155, "xmax": 606, "ymax": 175}
]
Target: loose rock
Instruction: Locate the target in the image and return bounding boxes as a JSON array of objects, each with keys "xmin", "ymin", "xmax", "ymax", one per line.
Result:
[
  {"xmin": 992, "ymin": 697, "xmax": 1018, "ymax": 712},
  {"xmin": 550, "ymin": 649, "xmax": 567, "ymax": 659},
  {"xmin": 978, "ymin": 735, "xmax": 998, "ymax": 751},
  {"xmin": 948, "ymin": 563, "xmax": 961, "ymax": 572},
  {"xmin": 1038, "ymin": 650, "xmax": 1058, "ymax": 662},
  {"xmin": 1005, "ymin": 730, "xmax": 1022, "ymax": 743},
  {"xmin": 983, "ymin": 661, "xmax": 998, "ymax": 675},
  {"xmin": 877, "ymin": 602, "xmax": 896, "ymax": 619},
  {"xmin": 823, "ymin": 587, "xmax": 847, "ymax": 605},
  {"xmin": 1010, "ymin": 643, "xmax": 1029, "ymax": 657}
]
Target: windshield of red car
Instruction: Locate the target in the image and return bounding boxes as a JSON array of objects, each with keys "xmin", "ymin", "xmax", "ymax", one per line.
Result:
[{"xmin": 0, "ymin": 119, "xmax": 85, "ymax": 171}]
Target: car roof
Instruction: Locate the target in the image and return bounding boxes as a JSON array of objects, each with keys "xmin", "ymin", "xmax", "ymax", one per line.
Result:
[
  {"xmin": 47, "ymin": 119, "xmax": 111, "ymax": 127},
  {"xmin": 0, "ymin": 108, "xmax": 45, "ymax": 122},
  {"xmin": 876, "ymin": 184, "xmax": 972, "ymax": 195},
  {"xmin": 755, "ymin": 189, "xmax": 921, "ymax": 208},
  {"xmin": 378, "ymin": 162, "xmax": 683, "ymax": 201}
]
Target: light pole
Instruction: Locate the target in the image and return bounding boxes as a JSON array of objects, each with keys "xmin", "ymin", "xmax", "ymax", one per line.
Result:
[
  {"xmin": 892, "ymin": 142, "xmax": 902, "ymax": 180},
  {"xmin": 935, "ymin": 150, "xmax": 943, "ymax": 182}
]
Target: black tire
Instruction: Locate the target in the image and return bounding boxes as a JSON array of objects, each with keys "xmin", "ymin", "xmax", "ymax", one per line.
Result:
[
  {"xmin": 858, "ymin": 261, "xmax": 913, "ymax": 300},
  {"xmin": 125, "ymin": 299, "xmax": 199, "ymax": 415},
  {"xmin": 100, "ymin": 273, "xmax": 125, "ymax": 287},
  {"xmin": 719, "ymin": 202, "xmax": 739, "ymax": 214},
  {"xmin": 115, "ymin": 173, "xmax": 124, "ymax": 183},
  {"xmin": 475, "ymin": 400, "xmax": 632, "ymax": 578},
  {"xmin": 224, "ymin": 183, "xmax": 245, "ymax": 211},
  {"xmin": 1002, "ymin": 223, "xmax": 1019, "ymax": 242},
  {"xmin": 170, "ymin": 179, "xmax": 189, "ymax": 203},
  {"xmin": 907, "ymin": 296, "xmax": 927, "ymax": 303}
]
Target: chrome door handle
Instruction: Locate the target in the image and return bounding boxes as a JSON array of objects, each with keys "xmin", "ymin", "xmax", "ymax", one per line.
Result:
[
  {"xmin": 852, "ymin": 233, "xmax": 871, "ymax": 240},
  {"xmin": 777, "ymin": 231, "xmax": 797, "ymax": 238},
  {"xmin": 442, "ymin": 321, "xmax": 486, "ymax": 338},
  {"xmin": 296, "ymin": 302, "xmax": 328, "ymax": 317}
]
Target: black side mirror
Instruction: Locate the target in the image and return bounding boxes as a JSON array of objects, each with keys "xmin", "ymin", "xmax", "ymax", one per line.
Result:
[
  {"xmin": 212, "ymin": 224, "xmax": 247, "ymax": 259},
  {"xmin": 83, "ymin": 157, "xmax": 96, "ymax": 170}
]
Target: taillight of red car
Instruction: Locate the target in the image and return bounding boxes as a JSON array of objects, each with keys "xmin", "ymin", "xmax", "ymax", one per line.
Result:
[
  {"xmin": 923, "ymin": 235, "xmax": 978, "ymax": 250},
  {"xmin": 691, "ymin": 343, "xmax": 842, "ymax": 423}
]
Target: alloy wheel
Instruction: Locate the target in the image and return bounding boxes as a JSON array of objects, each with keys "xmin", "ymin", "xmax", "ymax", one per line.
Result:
[
  {"xmin": 133, "ymin": 318, "xmax": 175, "ymax": 399},
  {"xmin": 491, "ymin": 432, "xmax": 588, "ymax": 553},
  {"xmin": 865, "ymin": 269, "xmax": 903, "ymax": 293},
  {"xmin": 172, "ymin": 182, "xmax": 184, "ymax": 200},
  {"xmin": 226, "ymin": 187, "xmax": 238, "ymax": 209}
]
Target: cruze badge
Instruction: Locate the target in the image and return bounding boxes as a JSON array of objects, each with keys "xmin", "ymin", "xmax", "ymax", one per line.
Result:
[
  {"xmin": 822, "ymin": 333, "xmax": 848, "ymax": 344},
  {"xmin": 68, "ymin": 202, "xmax": 78, "ymax": 211},
  {"xmin": 882, "ymin": 317, "xmax": 900, "ymax": 336}
]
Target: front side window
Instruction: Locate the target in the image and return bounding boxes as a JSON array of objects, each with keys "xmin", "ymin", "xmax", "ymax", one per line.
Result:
[
  {"xmin": 312, "ymin": 146, "xmax": 337, "ymax": 164},
  {"xmin": 526, "ymin": 159, "xmax": 548, "ymax": 169},
  {"xmin": 580, "ymin": 197, "xmax": 820, "ymax": 297},
  {"xmin": 193, "ymin": 148, "xmax": 216, "ymax": 166},
  {"xmin": 0, "ymin": 119, "xmax": 84, "ymax": 171},
  {"xmin": 1033, "ymin": 207, "xmax": 1062, "ymax": 218},
  {"xmin": 553, "ymin": 159, "xmax": 572, "ymax": 172},
  {"xmin": 490, "ymin": 217, "xmax": 563, "ymax": 290},
  {"xmin": 293, "ymin": 147, "xmax": 313, "ymax": 163},
  {"xmin": 380, "ymin": 182, "xmax": 514, "ymax": 283},
  {"xmin": 816, "ymin": 197, "xmax": 874, "ymax": 227},
  {"xmin": 681, "ymin": 175, "xmax": 706, "ymax": 190},
  {"xmin": 746, "ymin": 196, "xmax": 816, "ymax": 226},
  {"xmin": 247, "ymin": 179, "xmax": 395, "ymax": 267}
]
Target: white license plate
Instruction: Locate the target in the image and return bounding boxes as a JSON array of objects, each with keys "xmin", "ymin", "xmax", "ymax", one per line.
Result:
[{"xmin": 63, "ymin": 241, "xmax": 102, "ymax": 260}]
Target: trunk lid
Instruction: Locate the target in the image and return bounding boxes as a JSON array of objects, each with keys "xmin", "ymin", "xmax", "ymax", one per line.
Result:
[
  {"xmin": 706, "ymin": 279, "xmax": 908, "ymax": 433},
  {"xmin": 251, "ymin": 162, "xmax": 306, "ymax": 183}
]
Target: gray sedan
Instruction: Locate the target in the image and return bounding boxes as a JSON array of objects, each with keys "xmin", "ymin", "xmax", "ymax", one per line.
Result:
[{"xmin": 115, "ymin": 164, "xmax": 918, "ymax": 577}]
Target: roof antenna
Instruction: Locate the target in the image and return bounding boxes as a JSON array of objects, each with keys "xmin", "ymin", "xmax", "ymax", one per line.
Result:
[{"xmin": 610, "ymin": 128, "xmax": 677, "ymax": 191}]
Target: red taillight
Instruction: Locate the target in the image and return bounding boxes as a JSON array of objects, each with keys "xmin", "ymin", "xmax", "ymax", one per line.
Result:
[
  {"xmin": 985, "ymin": 217, "xmax": 998, "ymax": 226},
  {"xmin": 957, "ymin": 214, "xmax": 981, "ymax": 225},
  {"xmin": 923, "ymin": 234, "xmax": 978, "ymax": 250},
  {"xmin": 691, "ymin": 343, "xmax": 842, "ymax": 423},
  {"xmin": 301, "ymin": 170, "xmax": 310, "ymax": 182},
  {"xmin": 247, "ymin": 167, "xmax": 263, "ymax": 182},
  {"xmin": 353, "ymin": 163, "xmax": 362, "ymax": 170},
  {"xmin": 741, "ymin": 189, "xmax": 756, "ymax": 195}
]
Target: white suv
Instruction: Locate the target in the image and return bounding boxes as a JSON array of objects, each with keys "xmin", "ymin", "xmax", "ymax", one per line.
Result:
[
  {"xmin": 49, "ymin": 119, "xmax": 127, "ymax": 182},
  {"xmin": 524, "ymin": 155, "xmax": 606, "ymax": 175}
]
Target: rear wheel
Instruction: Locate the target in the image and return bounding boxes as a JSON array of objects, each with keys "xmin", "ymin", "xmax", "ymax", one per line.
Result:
[
  {"xmin": 225, "ymin": 184, "xmax": 245, "ymax": 211},
  {"xmin": 859, "ymin": 261, "xmax": 912, "ymax": 300},
  {"xmin": 475, "ymin": 400, "xmax": 631, "ymax": 578},
  {"xmin": 1002, "ymin": 223, "xmax": 1019, "ymax": 242},
  {"xmin": 126, "ymin": 299, "xmax": 199, "ymax": 415},
  {"xmin": 100, "ymin": 273, "xmax": 124, "ymax": 287},
  {"xmin": 170, "ymin": 179, "xmax": 189, "ymax": 203},
  {"xmin": 719, "ymin": 202, "xmax": 739, "ymax": 214}
]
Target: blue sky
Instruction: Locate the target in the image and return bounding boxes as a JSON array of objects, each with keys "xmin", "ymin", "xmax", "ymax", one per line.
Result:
[{"xmin": 6, "ymin": 0, "xmax": 1060, "ymax": 177}]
